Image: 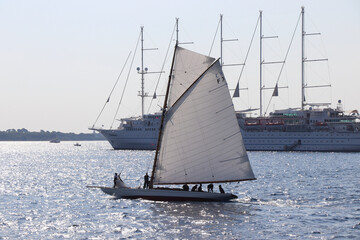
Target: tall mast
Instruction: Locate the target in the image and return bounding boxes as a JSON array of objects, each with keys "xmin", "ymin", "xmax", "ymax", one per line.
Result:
[
  {"xmin": 176, "ymin": 18, "xmax": 179, "ymax": 45},
  {"xmin": 220, "ymin": 14, "xmax": 223, "ymax": 66},
  {"xmin": 140, "ymin": 26, "xmax": 145, "ymax": 116},
  {"xmin": 150, "ymin": 19, "xmax": 180, "ymax": 188},
  {"xmin": 301, "ymin": 6, "xmax": 305, "ymax": 110},
  {"xmin": 219, "ymin": 14, "xmax": 239, "ymax": 67},
  {"xmin": 300, "ymin": 6, "xmax": 329, "ymax": 109},
  {"xmin": 259, "ymin": 11, "xmax": 283, "ymax": 116},
  {"xmin": 137, "ymin": 26, "xmax": 160, "ymax": 117},
  {"xmin": 149, "ymin": 44, "xmax": 178, "ymax": 189},
  {"xmin": 259, "ymin": 11, "xmax": 263, "ymax": 116}
]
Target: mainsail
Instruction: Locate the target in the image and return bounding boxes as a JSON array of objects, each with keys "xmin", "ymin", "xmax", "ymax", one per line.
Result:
[
  {"xmin": 152, "ymin": 47, "xmax": 255, "ymax": 185},
  {"xmin": 167, "ymin": 46, "xmax": 215, "ymax": 108}
]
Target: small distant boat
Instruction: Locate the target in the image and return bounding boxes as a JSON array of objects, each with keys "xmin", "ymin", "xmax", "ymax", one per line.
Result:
[
  {"xmin": 74, "ymin": 143, "xmax": 81, "ymax": 146},
  {"xmin": 50, "ymin": 139, "xmax": 60, "ymax": 143}
]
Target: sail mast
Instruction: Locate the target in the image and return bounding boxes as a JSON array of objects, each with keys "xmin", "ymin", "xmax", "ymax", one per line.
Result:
[
  {"xmin": 259, "ymin": 11, "xmax": 263, "ymax": 116},
  {"xmin": 300, "ymin": 6, "xmax": 329, "ymax": 109},
  {"xmin": 140, "ymin": 26, "xmax": 145, "ymax": 117},
  {"xmin": 259, "ymin": 11, "xmax": 283, "ymax": 116},
  {"xmin": 220, "ymin": 14, "xmax": 223, "ymax": 66},
  {"xmin": 219, "ymin": 14, "xmax": 240, "ymax": 67},
  {"xmin": 176, "ymin": 18, "xmax": 179, "ymax": 45},
  {"xmin": 149, "ymin": 44, "xmax": 178, "ymax": 189},
  {"xmin": 150, "ymin": 19, "xmax": 182, "ymax": 188},
  {"xmin": 301, "ymin": 6, "xmax": 305, "ymax": 110},
  {"xmin": 138, "ymin": 26, "xmax": 160, "ymax": 116}
]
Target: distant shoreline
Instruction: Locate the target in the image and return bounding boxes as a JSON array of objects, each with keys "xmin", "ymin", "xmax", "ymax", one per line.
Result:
[{"xmin": 0, "ymin": 128, "xmax": 105, "ymax": 141}]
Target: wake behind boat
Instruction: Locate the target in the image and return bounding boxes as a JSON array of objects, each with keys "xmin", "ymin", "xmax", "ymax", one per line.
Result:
[{"xmin": 89, "ymin": 40, "xmax": 256, "ymax": 201}]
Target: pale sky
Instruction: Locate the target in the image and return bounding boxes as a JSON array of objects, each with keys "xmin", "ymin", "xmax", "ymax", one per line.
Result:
[{"xmin": 0, "ymin": 0, "xmax": 359, "ymax": 133}]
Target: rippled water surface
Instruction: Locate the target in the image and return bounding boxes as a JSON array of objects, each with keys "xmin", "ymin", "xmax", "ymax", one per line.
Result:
[{"xmin": 0, "ymin": 141, "xmax": 359, "ymax": 239}]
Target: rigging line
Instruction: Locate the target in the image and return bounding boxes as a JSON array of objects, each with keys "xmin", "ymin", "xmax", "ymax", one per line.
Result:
[
  {"xmin": 232, "ymin": 15, "xmax": 260, "ymax": 99},
  {"xmin": 326, "ymin": 59, "xmax": 332, "ymax": 104},
  {"xmin": 147, "ymin": 22, "xmax": 177, "ymax": 114},
  {"xmin": 208, "ymin": 18, "xmax": 221, "ymax": 56},
  {"xmin": 319, "ymin": 28, "xmax": 330, "ymax": 61},
  {"xmin": 92, "ymin": 51, "xmax": 132, "ymax": 128},
  {"xmin": 110, "ymin": 32, "xmax": 141, "ymax": 129},
  {"xmin": 264, "ymin": 12, "xmax": 301, "ymax": 115}
]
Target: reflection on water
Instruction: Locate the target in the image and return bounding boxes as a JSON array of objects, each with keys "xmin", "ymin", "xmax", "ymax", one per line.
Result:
[{"xmin": 0, "ymin": 142, "xmax": 359, "ymax": 239}]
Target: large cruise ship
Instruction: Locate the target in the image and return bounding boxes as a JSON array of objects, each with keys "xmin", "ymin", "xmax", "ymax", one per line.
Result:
[
  {"xmin": 92, "ymin": 9, "xmax": 360, "ymax": 152},
  {"xmin": 98, "ymin": 113, "xmax": 161, "ymax": 150},
  {"xmin": 97, "ymin": 105, "xmax": 360, "ymax": 151}
]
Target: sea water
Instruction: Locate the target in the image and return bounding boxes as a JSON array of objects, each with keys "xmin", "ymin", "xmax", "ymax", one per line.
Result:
[{"xmin": 0, "ymin": 141, "xmax": 359, "ymax": 239}]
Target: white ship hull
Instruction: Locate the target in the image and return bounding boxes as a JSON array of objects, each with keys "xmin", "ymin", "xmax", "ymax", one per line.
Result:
[
  {"xmin": 100, "ymin": 129, "xmax": 158, "ymax": 150},
  {"xmin": 98, "ymin": 127, "xmax": 360, "ymax": 152},
  {"xmin": 242, "ymin": 131, "xmax": 360, "ymax": 152},
  {"xmin": 95, "ymin": 106, "xmax": 360, "ymax": 152}
]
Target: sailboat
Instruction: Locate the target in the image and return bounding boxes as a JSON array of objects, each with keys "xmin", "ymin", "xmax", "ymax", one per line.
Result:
[{"xmin": 89, "ymin": 45, "xmax": 256, "ymax": 201}]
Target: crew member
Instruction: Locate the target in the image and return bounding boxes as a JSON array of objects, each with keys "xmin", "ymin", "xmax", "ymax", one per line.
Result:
[
  {"xmin": 207, "ymin": 183, "xmax": 214, "ymax": 192},
  {"xmin": 143, "ymin": 172, "xmax": 150, "ymax": 189},
  {"xmin": 113, "ymin": 173, "xmax": 118, "ymax": 188},
  {"xmin": 219, "ymin": 185, "xmax": 225, "ymax": 194}
]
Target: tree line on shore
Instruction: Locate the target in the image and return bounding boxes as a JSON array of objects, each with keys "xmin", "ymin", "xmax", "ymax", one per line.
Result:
[{"xmin": 0, "ymin": 128, "xmax": 105, "ymax": 141}]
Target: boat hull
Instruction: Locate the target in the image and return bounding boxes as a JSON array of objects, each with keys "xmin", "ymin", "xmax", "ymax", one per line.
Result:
[
  {"xmin": 99, "ymin": 129, "xmax": 157, "ymax": 150},
  {"xmin": 95, "ymin": 109, "xmax": 360, "ymax": 152},
  {"xmin": 99, "ymin": 128, "xmax": 360, "ymax": 152},
  {"xmin": 241, "ymin": 131, "xmax": 360, "ymax": 152},
  {"xmin": 97, "ymin": 186, "xmax": 237, "ymax": 202}
]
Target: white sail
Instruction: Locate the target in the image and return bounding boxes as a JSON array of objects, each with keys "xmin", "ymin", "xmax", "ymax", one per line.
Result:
[
  {"xmin": 153, "ymin": 52, "xmax": 255, "ymax": 185},
  {"xmin": 167, "ymin": 47, "xmax": 215, "ymax": 108}
]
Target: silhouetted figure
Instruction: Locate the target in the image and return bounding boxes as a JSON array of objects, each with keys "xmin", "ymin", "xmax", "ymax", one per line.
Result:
[
  {"xmin": 219, "ymin": 185, "xmax": 225, "ymax": 194},
  {"xmin": 207, "ymin": 183, "xmax": 214, "ymax": 192},
  {"xmin": 113, "ymin": 173, "xmax": 118, "ymax": 188},
  {"xmin": 191, "ymin": 185, "xmax": 198, "ymax": 192},
  {"xmin": 143, "ymin": 173, "xmax": 150, "ymax": 189},
  {"xmin": 182, "ymin": 184, "xmax": 189, "ymax": 191},
  {"xmin": 198, "ymin": 184, "xmax": 203, "ymax": 192}
]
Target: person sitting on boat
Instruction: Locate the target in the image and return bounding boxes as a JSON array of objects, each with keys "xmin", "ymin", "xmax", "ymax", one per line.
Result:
[
  {"xmin": 182, "ymin": 184, "xmax": 189, "ymax": 191},
  {"xmin": 191, "ymin": 185, "xmax": 198, "ymax": 192},
  {"xmin": 219, "ymin": 185, "xmax": 225, "ymax": 194},
  {"xmin": 207, "ymin": 183, "xmax": 214, "ymax": 193},
  {"xmin": 143, "ymin": 172, "xmax": 149, "ymax": 189},
  {"xmin": 113, "ymin": 173, "xmax": 118, "ymax": 188},
  {"xmin": 198, "ymin": 184, "xmax": 203, "ymax": 192}
]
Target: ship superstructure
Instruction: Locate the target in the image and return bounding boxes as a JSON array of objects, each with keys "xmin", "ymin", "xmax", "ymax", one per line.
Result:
[{"xmin": 237, "ymin": 106, "xmax": 360, "ymax": 151}]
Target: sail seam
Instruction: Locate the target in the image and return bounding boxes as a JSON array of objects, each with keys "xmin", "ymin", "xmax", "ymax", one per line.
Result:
[
  {"xmin": 223, "ymin": 131, "xmax": 241, "ymax": 141},
  {"xmin": 209, "ymin": 83, "xmax": 226, "ymax": 93},
  {"xmin": 219, "ymin": 157, "xmax": 241, "ymax": 163},
  {"xmin": 216, "ymin": 104, "xmax": 234, "ymax": 114}
]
